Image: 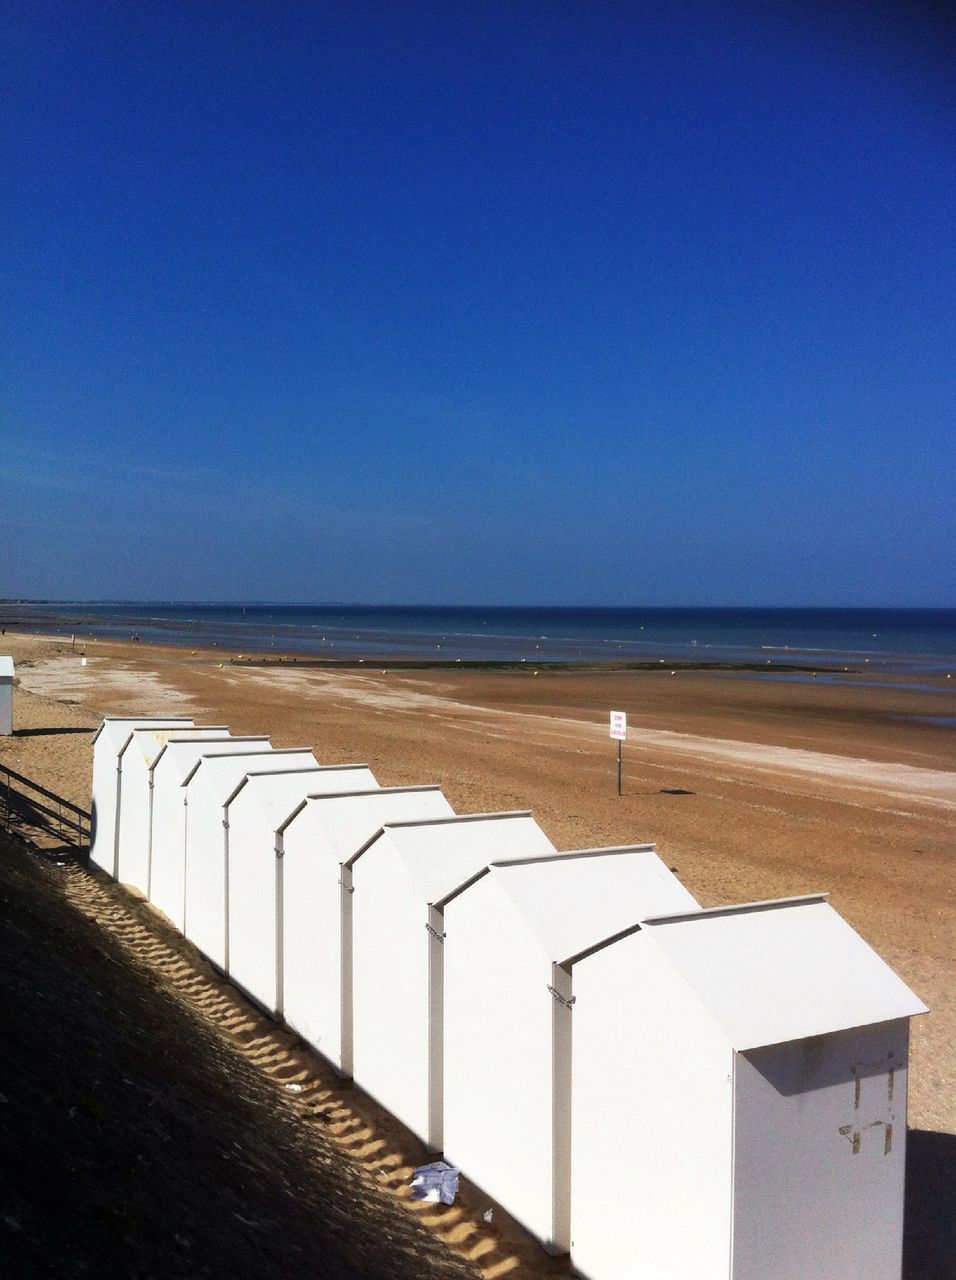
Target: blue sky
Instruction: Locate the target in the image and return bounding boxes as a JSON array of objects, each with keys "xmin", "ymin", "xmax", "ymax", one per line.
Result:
[{"xmin": 3, "ymin": 1, "xmax": 954, "ymax": 605}]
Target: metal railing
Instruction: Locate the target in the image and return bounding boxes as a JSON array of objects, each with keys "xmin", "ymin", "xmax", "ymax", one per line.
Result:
[{"xmin": 0, "ymin": 764, "xmax": 91, "ymax": 850}]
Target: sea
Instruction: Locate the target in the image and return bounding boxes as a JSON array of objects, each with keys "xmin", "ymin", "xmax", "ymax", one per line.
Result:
[{"xmin": 2, "ymin": 603, "xmax": 955, "ymax": 678}]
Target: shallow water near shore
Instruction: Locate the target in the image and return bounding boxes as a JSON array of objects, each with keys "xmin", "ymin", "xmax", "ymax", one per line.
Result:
[{"xmin": 4, "ymin": 602, "xmax": 955, "ymax": 674}]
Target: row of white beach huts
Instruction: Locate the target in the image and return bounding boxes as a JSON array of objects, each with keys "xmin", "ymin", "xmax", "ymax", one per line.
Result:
[{"xmin": 90, "ymin": 715, "xmax": 926, "ymax": 1280}]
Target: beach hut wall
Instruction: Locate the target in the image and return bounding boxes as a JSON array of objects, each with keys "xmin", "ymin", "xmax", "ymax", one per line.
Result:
[
  {"xmin": 0, "ymin": 656, "xmax": 13, "ymax": 735},
  {"xmin": 115, "ymin": 726, "xmax": 230, "ymax": 896},
  {"xmin": 182, "ymin": 749, "xmax": 318, "ymax": 970},
  {"xmin": 569, "ymin": 896, "xmax": 928, "ymax": 1280},
  {"xmin": 348, "ymin": 812, "xmax": 556, "ymax": 1150},
  {"xmin": 224, "ymin": 764, "xmax": 378, "ymax": 1016},
  {"xmin": 278, "ymin": 785, "xmax": 455, "ymax": 1075},
  {"xmin": 440, "ymin": 846, "xmax": 699, "ymax": 1254},
  {"xmin": 148, "ymin": 735, "xmax": 271, "ymax": 931},
  {"xmin": 90, "ymin": 717, "xmax": 194, "ymax": 876}
]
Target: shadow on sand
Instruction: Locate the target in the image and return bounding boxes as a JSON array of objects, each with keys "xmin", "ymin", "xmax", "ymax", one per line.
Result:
[
  {"xmin": 13, "ymin": 726, "xmax": 96, "ymax": 737},
  {"xmin": 904, "ymin": 1129, "xmax": 956, "ymax": 1279}
]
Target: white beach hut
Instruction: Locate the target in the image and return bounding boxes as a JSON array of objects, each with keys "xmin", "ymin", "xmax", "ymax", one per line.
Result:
[
  {"xmin": 440, "ymin": 846, "xmax": 699, "ymax": 1253},
  {"xmin": 224, "ymin": 763, "xmax": 378, "ymax": 1015},
  {"xmin": 569, "ymin": 895, "xmax": 928, "ymax": 1280},
  {"xmin": 115, "ymin": 726, "xmax": 229, "ymax": 895},
  {"xmin": 349, "ymin": 812, "xmax": 556, "ymax": 1149},
  {"xmin": 278, "ymin": 785, "xmax": 455, "ymax": 1074},
  {"xmin": 149, "ymin": 734, "xmax": 271, "ymax": 931},
  {"xmin": 0, "ymin": 656, "xmax": 13, "ymax": 735},
  {"xmin": 182, "ymin": 748, "xmax": 318, "ymax": 970},
  {"xmin": 90, "ymin": 717, "xmax": 193, "ymax": 876}
]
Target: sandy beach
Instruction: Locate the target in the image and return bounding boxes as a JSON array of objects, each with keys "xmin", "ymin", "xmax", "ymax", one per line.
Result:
[{"xmin": 2, "ymin": 629, "xmax": 954, "ymax": 1273}]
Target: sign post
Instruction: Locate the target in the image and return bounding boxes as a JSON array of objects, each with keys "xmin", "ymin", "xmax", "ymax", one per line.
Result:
[{"xmin": 609, "ymin": 710, "xmax": 627, "ymax": 796}]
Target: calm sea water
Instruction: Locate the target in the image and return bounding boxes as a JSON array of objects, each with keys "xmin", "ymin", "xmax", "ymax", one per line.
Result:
[{"xmin": 3, "ymin": 603, "xmax": 955, "ymax": 673}]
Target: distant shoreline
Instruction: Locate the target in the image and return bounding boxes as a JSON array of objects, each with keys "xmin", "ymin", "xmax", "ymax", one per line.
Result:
[
  {"xmin": 8, "ymin": 627, "xmax": 956, "ymax": 703},
  {"xmin": 2, "ymin": 601, "xmax": 954, "ymax": 676}
]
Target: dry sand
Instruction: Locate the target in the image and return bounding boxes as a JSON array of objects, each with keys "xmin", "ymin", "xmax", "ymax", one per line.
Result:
[{"xmin": 2, "ymin": 630, "xmax": 954, "ymax": 1274}]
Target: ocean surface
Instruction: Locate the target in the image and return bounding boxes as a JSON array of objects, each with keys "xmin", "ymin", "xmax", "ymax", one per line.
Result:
[{"xmin": 3, "ymin": 603, "xmax": 955, "ymax": 675}]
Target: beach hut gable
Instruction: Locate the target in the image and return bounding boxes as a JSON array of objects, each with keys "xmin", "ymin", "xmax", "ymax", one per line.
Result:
[
  {"xmin": 279, "ymin": 785, "xmax": 455, "ymax": 1076},
  {"xmin": 493, "ymin": 844, "xmax": 683, "ymax": 965},
  {"xmin": 221, "ymin": 764, "xmax": 334, "ymax": 818},
  {"xmin": 148, "ymin": 737, "xmax": 270, "ymax": 930},
  {"xmin": 568, "ymin": 895, "xmax": 928, "ymax": 1280},
  {"xmin": 122, "ymin": 725, "xmax": 229, "ymax": 771},
  {"xmin": 115, "ymin": 726, "xmax": 231, "ymax": 895},
  {"xmin": 441, "ymin": 847, "xmax": 698, "ymax": 1254},
  {"xmin": 90, "ymin": 717, "xmax": 194, "ymax": 877},
  {"xmin": 91, "ymin": 714, "xmax": 193, "ymax": 746},
  {"xmin": 350, "ymin": 811, "xmax": 543, "ymax": 905},
  {"xmin": 158, "ymin": 735, "xmax": 270, "ymax": 784},
  {"xmin": 343, "ymin": 808, "xmax": 533, "ymax": 872},
  {"xmin": 146, "ymin": 729, "xmax": 235, "ymax": 774},
  {"xmin": 276, "ymin": 783, "xmax": 445, "ymax": 840},
  {"xmin": 350, "ymin": 812, "xmax": 556, "ymax": 1149},
  {"xmin": 180, "ymin": 745, "xmax": 313, "ymax": 788},
  {"xmin": 224, "ymin": 764, "xmax": 377, "ymax": 1015},
  {"xmin": 182, "ymin": 749, "xmax": 319, "ymax": 970}
]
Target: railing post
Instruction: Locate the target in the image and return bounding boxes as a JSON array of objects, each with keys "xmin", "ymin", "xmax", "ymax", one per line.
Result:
[{"xmin": 0, "ymin": 764, "xmax": 92, "ymax": 851}]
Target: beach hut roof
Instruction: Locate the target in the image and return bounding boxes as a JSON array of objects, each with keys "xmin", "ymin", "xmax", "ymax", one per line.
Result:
[
  {"xmin": 277, "ymin": 784, "xmax": 442, "ymax": 837},
  {"xmin": 150, "ymin": 735, "xmax": 269, "ymax": 779},
  {"xmin": 633, "ymin": 895, "xmax": 929, "ymax": 1050},
  {"xmin": 441, "ymin": 846, "xmax": 698, "ymax": 964},
  {"xmin": 181, "ymin": 746, "xmax": 312, "ymax": 787},
  {"xmin": 92, "ymin": 716, "xmax": 192, "ymax": 747},
  {"xmin": 224, "ymin": 764, "xmax": 376, "ymax": 824},
  {"xmin": 120, "ymin": 725, "xmax": 229, "ymax": 769},
  {"xmin": 348, "ymin": 811, "xmax": 553, "ymax": 904}
]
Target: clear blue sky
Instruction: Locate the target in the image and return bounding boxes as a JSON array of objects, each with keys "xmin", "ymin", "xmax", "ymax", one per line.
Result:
[{"xmin": 3, "ymin": 1, "xmax": 954, "ymax": 605}]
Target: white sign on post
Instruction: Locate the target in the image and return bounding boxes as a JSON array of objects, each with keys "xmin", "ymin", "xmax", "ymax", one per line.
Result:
[{"xmin": 609, "ymin": 710, "xmax": 627, "ymax": 741}]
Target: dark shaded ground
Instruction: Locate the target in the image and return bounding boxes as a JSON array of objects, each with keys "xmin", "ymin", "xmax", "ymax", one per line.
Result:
[
  {"xmin": 904, "ymin": 1129, "xmax": 956, "ymax": 1280},
  {"xmin": 2, "ymin": 829, "xmax": 952, "ymax": 1280},
  {"xmin": 0, "ymin": 832, "xmax": 479, "ymax": 1280}
]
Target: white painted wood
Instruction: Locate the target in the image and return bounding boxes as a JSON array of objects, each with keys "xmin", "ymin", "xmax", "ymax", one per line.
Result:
[
  {"xmin": 444, "ymin": 873, "xmax": 556, "ymax": 1239},
  {"xmin": 731, "ymin": 1021, "xmax": 910, "ymax": 1280},
  {"xmin": 0, "ymin": 656, "xmax": 13, "ymax": 735},
  {"xmin": 116, "ymin": 727, "xmax": 228, "ymax": 895},
  {"xmin": 442, "ymin": 847, "xmax": 698, "ymax": 1252},
  {"xmin": 90, "ymin": 718, "xmax": 192, "ymax": 876},
  {"xmin": 225, "ymin": 765, "xmax": 377, "ymax": 1015},
  {"xmin": 571, "ymin": 928, "xmax": 735, "ymax": 1280},
  {"xmin": 149, "ymin": 735, "xmax": 270, "ymax": 930},
  {"xmin": 279, "ymin": 785, "xmax": 454, "ymax": 1074},
  {"xmin": 569, "ymin": 898, "xmax": 927, "ymax": 1280},
  {"xmin": 349, "ymin": 813, "xmax": 555, "ymax": 1148},
  {"xmin": 182, "ymin": 749, "xmax": 317, "ymax": 969}
]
